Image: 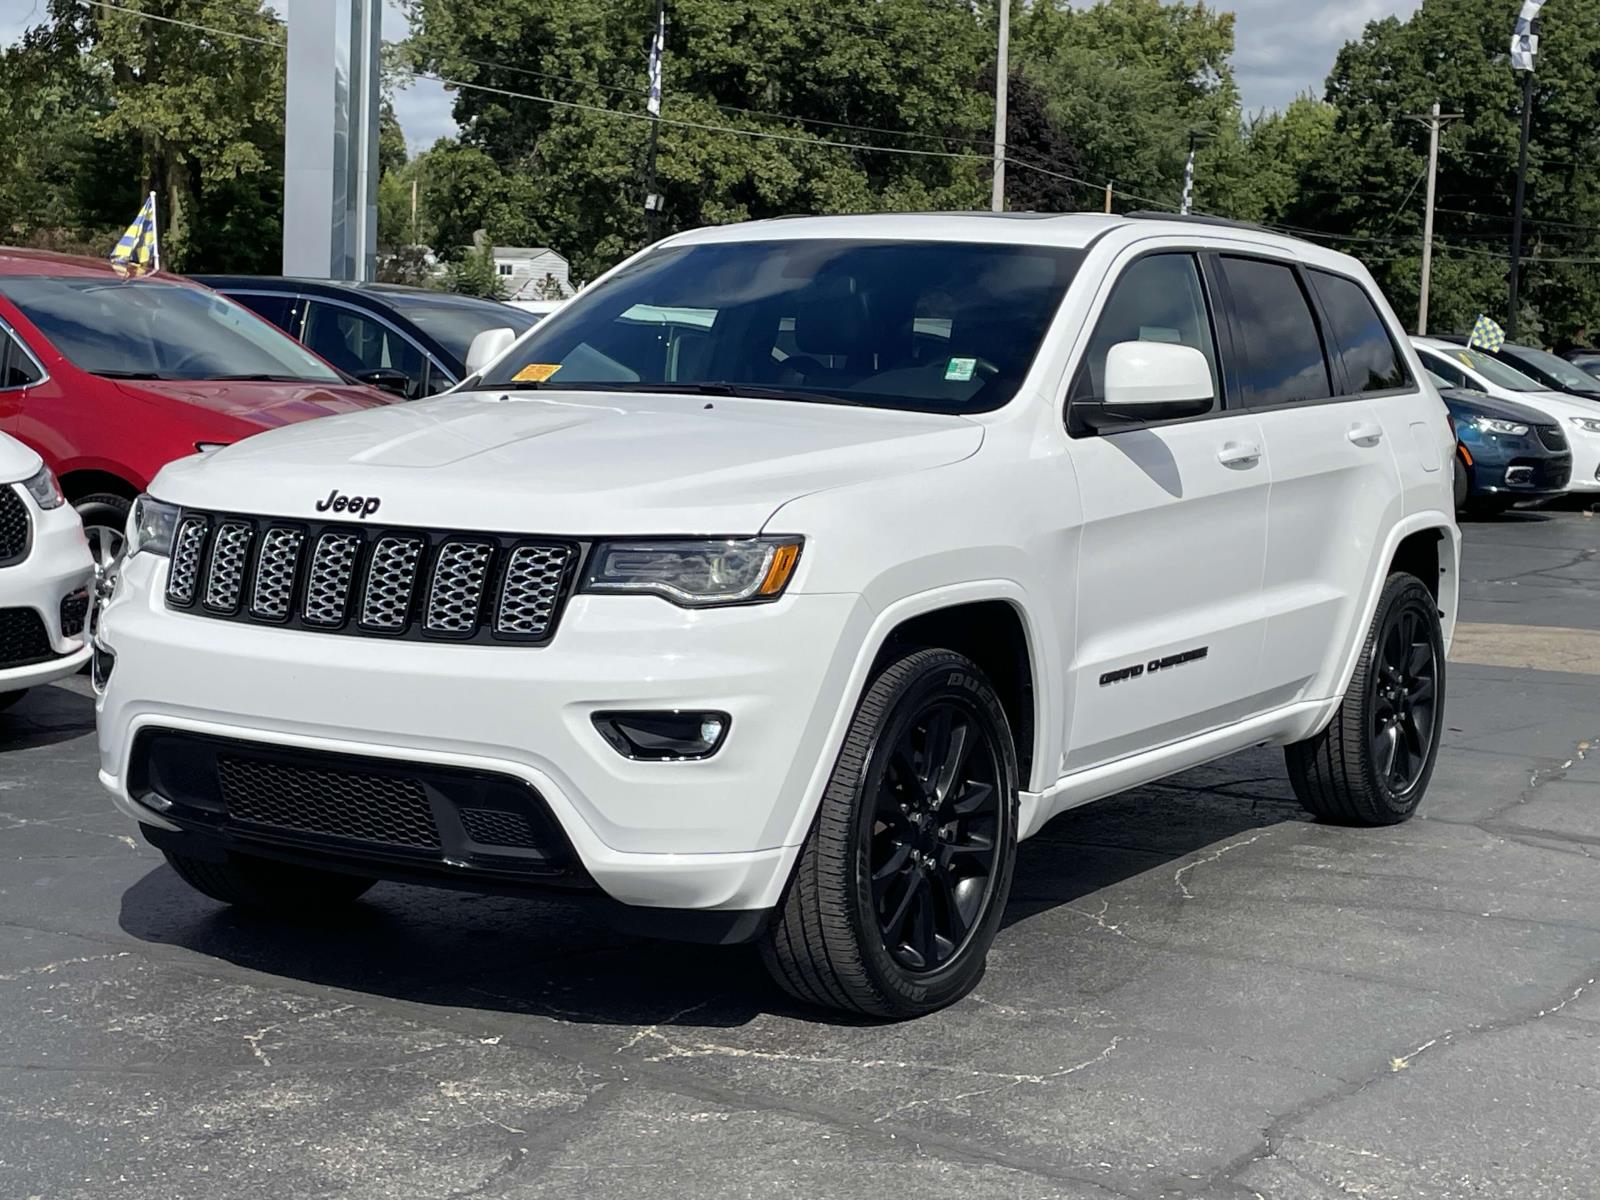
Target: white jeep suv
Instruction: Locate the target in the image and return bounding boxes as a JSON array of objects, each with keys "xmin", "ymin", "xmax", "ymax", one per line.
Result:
[{"xmin": 96, "ymin": 214, "xmax": 1458, "ymax": 1017}]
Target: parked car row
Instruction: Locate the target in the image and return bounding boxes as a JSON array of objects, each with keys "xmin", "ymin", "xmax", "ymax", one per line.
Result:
[
  {"xmin": 0, "ymin": 250, "xmax": 531, "ymax": 563},
  {"xmin": 1411, "ymin": 337, "xmax": 1600, "ymax": 515}
]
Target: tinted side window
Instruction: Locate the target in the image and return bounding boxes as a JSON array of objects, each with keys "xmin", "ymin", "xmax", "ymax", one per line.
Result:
[
  {"xmin": 0, "ymin": 330, "xmax": 42, "ymax": 389},
  {"xmin": 303, "ymin": 302, "xmax": 424, "ymax": 384},
  {"xmin": 1219, "ymin": 257, "xmax": 1332, "ymax": 407},
  {"xmin": 1068, "ymin": 253, "xmax": 1219, "ymax": 412},
  {"xmin": 1420, "ymin": 353, "xmax": 1467, "ymax": 390},
  {"xmin": 1308, "ymin": 270, "xmax": 1411, "ymax": 394},
  {"xmin": 228, "ymin": 292, "xmax": 297, "ymax": 334}
]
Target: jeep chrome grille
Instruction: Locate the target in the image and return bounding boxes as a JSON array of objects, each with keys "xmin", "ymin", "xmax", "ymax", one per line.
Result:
[
  {"xmin": 360, "ymin": 535, "xmax": 424, "ymax": 631},
  {"xmin": 202, "ymin": 521, "xmax": 253, "ymax": 612},
  {"xmin": 303, "ymin": 531, "xmax": 362, "ymax": 626},
  {"xmin": 166, "ymin": 509, "xmax": 578, "ymax": 645}
]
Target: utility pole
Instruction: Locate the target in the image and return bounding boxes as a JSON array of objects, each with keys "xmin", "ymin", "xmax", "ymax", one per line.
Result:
[
  {"xmin": 1104, "ymin": 181, "xmax": 1114, "ymax": 214},
  {"xmin": 991, "ymin": 0, "xmax": 1010, "ymax": 212},
  {"xmin": 1508, "ymin": 70, "xmax": 1534, "ymax": 338},
  {"xmin": 1409, "ymin": 102, "xmax": 1462, "ymax": 336}
]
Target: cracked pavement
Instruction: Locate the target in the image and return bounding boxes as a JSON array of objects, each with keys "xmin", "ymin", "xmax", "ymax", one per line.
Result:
[{"xmin": 2, "ymin": 506, "xmax": 1598, "ymax": 1199}]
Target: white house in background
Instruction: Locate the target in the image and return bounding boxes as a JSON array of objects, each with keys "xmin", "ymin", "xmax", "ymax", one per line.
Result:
[{"xmin": 492, "ymin": 247, "xmax": 574, "ymax": 299}]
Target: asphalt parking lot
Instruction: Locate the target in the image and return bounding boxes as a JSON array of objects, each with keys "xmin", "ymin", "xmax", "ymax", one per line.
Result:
[{"xmin": 2, "ymin": 508, "xmax": 1598, "ymax": 1200}]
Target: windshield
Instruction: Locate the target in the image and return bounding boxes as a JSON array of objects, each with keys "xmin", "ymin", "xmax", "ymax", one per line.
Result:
[
  {"xmin": 382, "ymin": 293, "xmax": 537, "ymax": 363},
  {"xmin": 1434, "ymin": 345, "xmax": 1544, "ymax": 392},
  {"xmin": 0, "ymin": 277, "xmax": 343, "ymax": 383},
  {"xmin": 480, "ymin": 239, "xmax": 1084, "ymax": 413},
  {"xmin": 1507, "ymin": 345, "xmax": 1600, "ymax": 395}
]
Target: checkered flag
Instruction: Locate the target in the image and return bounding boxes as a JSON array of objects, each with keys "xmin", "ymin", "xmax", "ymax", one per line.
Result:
[
  {"xmin": 1469, "ymin": 314, "xmax": 1507, "ymax": 353},
  {"xmin": 1511, "ymin": 0, "xmax": 1545, "ymax": 71}
]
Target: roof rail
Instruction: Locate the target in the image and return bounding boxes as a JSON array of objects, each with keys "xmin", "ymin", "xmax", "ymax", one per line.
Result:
[{"xmin": 1126, "ymin": 211, "xmax": 1276, "ymax": 235}]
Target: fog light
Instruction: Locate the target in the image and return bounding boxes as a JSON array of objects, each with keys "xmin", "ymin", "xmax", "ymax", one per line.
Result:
[
  {"xmin": 593, "ymin": 710, "xmax": 730, "ymax": 761},
  {"xmin": 1505, "ymin": 465, "xmax": 1535, "ymax": 486}
]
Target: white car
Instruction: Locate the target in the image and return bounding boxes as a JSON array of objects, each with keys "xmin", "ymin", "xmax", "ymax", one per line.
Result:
[
  {"xmin": 0, "ymin": 434, "xmax": 94, "ymax": 707},
  {"xmin": 96, "ymin": 214, "xmax": 1459, "ymax": 1017},
  {"xmin": 1413, "ymin": 336, "xmax": 1600, "ymax": 494}
]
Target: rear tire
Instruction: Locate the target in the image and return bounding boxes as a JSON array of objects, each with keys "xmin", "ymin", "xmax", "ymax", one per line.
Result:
[
  {"xmin": 1285, "ymin": 573, "xmax": 1445, "ymax": 825},
  {"xmin": 759, "ymin": 649, "xmax": 1019, "ymax": 1018},
  {"xmin": 163, "ymin": 849, "xmax": 375, "ymax": 914}
]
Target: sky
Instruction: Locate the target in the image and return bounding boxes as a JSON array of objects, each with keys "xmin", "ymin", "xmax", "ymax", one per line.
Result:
[{"xmin": 0, "ymin": 1, "xmax": 1425, "ymax": 144}]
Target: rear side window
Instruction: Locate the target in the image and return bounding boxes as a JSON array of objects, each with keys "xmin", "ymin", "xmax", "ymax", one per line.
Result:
[
  {"xmin": 1219, "ymin": 257, "xmax": 1332, "ymax": 408},
  {"xmin": 1309, "ymin": 270, "xmax": 1411, "ymax": 394},
  {"xmin": 228, "ymin": 292, "xmax": 298, "ymax": 334},
  {"xmin": 0, "ymin": 329, "xmax": 42, "ymax": 389}
]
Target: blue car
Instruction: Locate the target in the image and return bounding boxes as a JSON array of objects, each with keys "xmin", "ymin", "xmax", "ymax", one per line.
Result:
[{"xmin": 1439, "ymin": 386, "xmax": 1572, "ymax": 514}]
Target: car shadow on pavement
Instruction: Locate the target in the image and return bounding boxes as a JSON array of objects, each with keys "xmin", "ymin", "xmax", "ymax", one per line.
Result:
[
  {"xmin": 0, "ymin": 680, "xmax": 95, "ymax": 752},
  {"xmin": 116, "ymin": 748, "xmax": 1307, "ymax": 1028}
]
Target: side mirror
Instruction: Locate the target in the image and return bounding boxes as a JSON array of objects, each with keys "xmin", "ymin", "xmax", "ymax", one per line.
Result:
[
  {"xmin": 465, "ymin": 327, "xmax": 518, "ymax": 376},
  {"xmin": 355, "ymin": 367, "xmax": 414, "ymax": 399},
  {"xmin": 1081, "ymin": 341, "xmax": 1215, "ymax": 431}
]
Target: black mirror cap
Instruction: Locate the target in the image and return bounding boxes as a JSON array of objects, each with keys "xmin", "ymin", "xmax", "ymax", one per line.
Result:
[{"xmin": 356, "ymin": 367, "xmax": 414, "ymax": 398}]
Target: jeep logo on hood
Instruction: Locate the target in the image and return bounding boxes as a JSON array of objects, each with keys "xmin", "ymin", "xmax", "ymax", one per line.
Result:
[{"xmin": 315, "ymin": 488, "xmax": 381, "ymax": 519}]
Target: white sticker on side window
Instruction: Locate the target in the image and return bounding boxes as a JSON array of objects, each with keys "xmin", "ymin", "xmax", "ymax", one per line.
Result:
[{"xmin": 945, "ymin": 357, "xmax": 978, "ymax": 382}]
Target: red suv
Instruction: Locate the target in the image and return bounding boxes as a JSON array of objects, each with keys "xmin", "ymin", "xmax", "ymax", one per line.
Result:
[{"xmin": 0, "ymin": 249, "xmax": 391, "ymax": 563}]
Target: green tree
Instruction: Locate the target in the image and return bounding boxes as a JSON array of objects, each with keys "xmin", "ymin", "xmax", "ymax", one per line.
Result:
[
  {"xmin": 26, "ymin": 0, "xmax": 289, "ymax": 270},
  {"xmin": 444, "ymin": 240, "xmax": 505, "ymax": 297},
  {"xmin": 1309, "ymin": 0, "xmax": 1600, "ymax": 341}
]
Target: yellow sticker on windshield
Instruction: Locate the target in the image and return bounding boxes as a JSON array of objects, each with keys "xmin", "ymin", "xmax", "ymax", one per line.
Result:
[
  {"xmin": 1454, "ymin": 352, "xmax": 1475, "ymax": 367},
  {"xmin": 514, "ymin": 363, "xmax": 562, "ymax": 383}
]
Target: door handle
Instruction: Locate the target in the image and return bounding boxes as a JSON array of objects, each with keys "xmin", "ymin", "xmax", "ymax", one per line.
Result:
[
  {"xmin": 1347, "ymin": 421, "xmax": 1385, "ymax": 447},
  {"xmin": 1217, "ymin": 441, "xmax": 1262, "ymax": 468}
]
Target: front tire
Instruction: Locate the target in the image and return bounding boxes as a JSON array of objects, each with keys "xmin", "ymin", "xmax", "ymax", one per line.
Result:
[
  {"xmin": 163, "ymin": 849, "xmax": 375, "ymax": 914},
  {"xmin": 759, "ymin": 649, "xmax": 1019, "ymax": 1018},
  {"xmin": 74, "ymin": 493, "xmax": 132, "ymax": 568},
  {"xmin": 1452, "ymin": 456, "xmax": 1470, "ymax": 512},
  {"xmin": 1285, "ymin": 573, "xmax": 1445, "ymax": 825}
]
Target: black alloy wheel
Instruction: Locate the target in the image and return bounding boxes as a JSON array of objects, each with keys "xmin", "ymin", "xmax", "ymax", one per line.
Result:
[
  {"xmin": 1369, "ymin": 605, "xmax": 1439, "ymax": 799},
  {"xmin": 870, "ymin": 701, "xmax": 1002, "ymax": 973},
  {"xmin": 760, "ymin": 648, "xmax": 1019, "ymax": 1018}
]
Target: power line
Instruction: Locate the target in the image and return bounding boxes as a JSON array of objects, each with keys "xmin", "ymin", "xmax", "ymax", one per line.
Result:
[
  {"xmin": 60, "ymin": 1, "xmax": 1198, "ymax": 219},
  {"xmin": 87, "ymin": 0, "xmax": 282, "ymax": 47}
]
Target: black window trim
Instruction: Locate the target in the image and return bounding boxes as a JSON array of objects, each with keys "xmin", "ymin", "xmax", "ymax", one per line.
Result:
[
  {"xmin": 0, "ymin": 314, "xmax": 48, "ymax": 393},
  {"xmin": 1062, "ymin": 245, "xmax": 1239, "ymax": 439}
]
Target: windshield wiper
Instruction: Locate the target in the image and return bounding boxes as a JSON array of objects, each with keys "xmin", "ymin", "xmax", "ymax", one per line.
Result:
[
  {"xmin": 486, "ymin": 380, "xmax": 871, "ymax": 406},
  {"xmin": 208, "ymin": 374, "xmax": 313, "ymax": 383},
  {"xmin": 92, "ymin": 370, "xmax": 172, "ymax": 380}
]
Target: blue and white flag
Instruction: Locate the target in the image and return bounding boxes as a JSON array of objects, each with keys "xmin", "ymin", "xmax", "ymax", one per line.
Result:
[
  {"xmin": 110, "ymin": 192, "xmax": 160, "ymax": 276},
  {"xmin": 1511, "ymin": 0, "xmax": 1545, "ymax": 71},
  {"xmin": 1179, "ymin": 148, "xmax": 1196, "ymax": 216},
  {"xmin": 646, "ymin": 5, "xmax": 665, "ymax": 117}
]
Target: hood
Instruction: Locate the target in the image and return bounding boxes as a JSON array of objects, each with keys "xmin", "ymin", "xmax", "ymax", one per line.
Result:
[
  {"xmin": 1499, "ymin": 389, "xmax": 1600, "ymax": 424},
  {"xmin": 114, "ymin": 378, "xmax": 391, "ymax": 428},
  {"xmin": 1439, "ymin": 388, "xmax": 1560, "ymax": 428},
  {"xmin": 0, "ymin": 433, "xmax": 42, "ymax": 484},
  {"xmin": 151, "ymin": 389, "xmax": 986, "ymax": 535}
]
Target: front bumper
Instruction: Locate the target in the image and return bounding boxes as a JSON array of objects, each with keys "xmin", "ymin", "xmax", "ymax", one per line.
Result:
[
  {"xmin": 96, "ymin": 553, "xmax": 872, "ymax": 913},
  {"xmin": 0, "ymin": 490, "xmax": 94, "ymax": 690}
]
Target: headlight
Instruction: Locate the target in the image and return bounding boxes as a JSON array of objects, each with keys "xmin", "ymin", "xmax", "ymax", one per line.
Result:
[
  {"xmin": 125, "ymin": 495, "xmax": 179, "ymax": 558},
  {"xmin": 581, "ymin": 537, "xmax": 803, "ymax": 607},
  {"xmin": 1473, "ymin": 417, "xmax": 1530, "ymax": 436},
  {"xmin": 21, "ymin": 466, "xmax": 64, "ymax": 510},
  {"xmin": 1569, "ymin": 416, "xmax": 1600, "ymax": 435}
]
